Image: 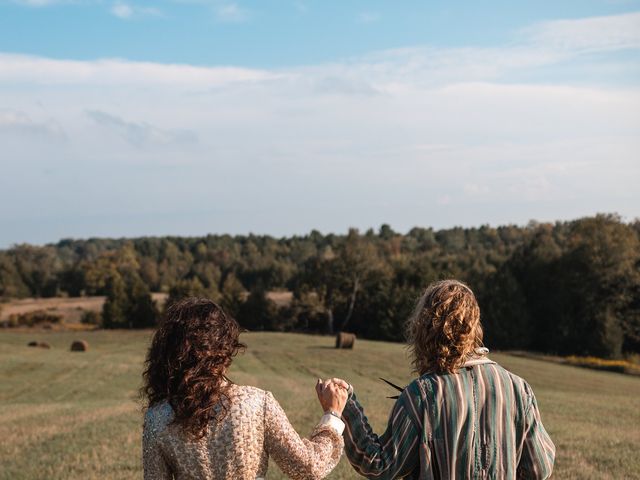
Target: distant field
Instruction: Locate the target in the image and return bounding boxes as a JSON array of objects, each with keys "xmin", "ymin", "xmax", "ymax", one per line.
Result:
[
  {"xmin": 0, "ymin": 295, "xmax": 167, "ymax": 325},
  {"xmin": 0, "ymin": 293, "xmax": 291, "ymax": 325},
  {"xmin": 1, "ymin": 331, "xmax": 639, "ymax": 479}
]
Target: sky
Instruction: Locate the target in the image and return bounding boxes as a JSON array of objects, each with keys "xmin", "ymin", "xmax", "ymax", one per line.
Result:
[{"xmin": 0, "ymin": 1, "xmax": 639, "ymax": 247}]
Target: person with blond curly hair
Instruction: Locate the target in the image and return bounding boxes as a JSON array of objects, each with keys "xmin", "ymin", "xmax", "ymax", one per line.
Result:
[{"xmin": 329, "ymin": 279, "xmax": 555, "ymax": 479}]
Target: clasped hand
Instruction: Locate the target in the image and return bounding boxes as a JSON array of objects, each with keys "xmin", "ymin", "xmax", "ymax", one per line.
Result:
[{"xmin": 315, "ymin": 377, "xmax": 349, "ymax": 415}]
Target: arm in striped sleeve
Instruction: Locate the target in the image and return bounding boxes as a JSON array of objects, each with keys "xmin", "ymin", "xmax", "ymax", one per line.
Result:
[
  {"xmin": 341, "ymin": 384, "xmax": 422, "ymax": 479},
  {"xmin": 517, "ymin": 387, "xmax": 556, "ymax": 480}
]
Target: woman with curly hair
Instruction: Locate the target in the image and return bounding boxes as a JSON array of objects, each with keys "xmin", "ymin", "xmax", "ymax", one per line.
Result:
[
  {"xmin": 141, "ymin": 297, "xmax": 347, "ymax": 480},
  {"xmin": 329, "ymin": 279, "xmax": 556, "ymax": 479}
]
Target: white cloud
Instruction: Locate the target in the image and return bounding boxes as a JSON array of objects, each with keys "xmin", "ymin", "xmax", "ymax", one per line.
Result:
[
  {"xmin": 9, "ymin": 0, "xmax": 94, "ymax": 6},
  {"xmin": 311, "ymin": 75, "xmax": 380, "ymax": 96},
  {"xmin": 357, "ymin": 12, "xmax": 380, "ymax": 24},
  {"xmin": 111, "ymin": 2, "xmax": 132, "ymax": 18},
  {"xmin": 293, "ymin": 1, "xmax": 307, "ymax": 13},
  {"xmin": 0, "ymin": 109, "xmax": 65, "ymax": 139},
  {"xmin": 11, "ymin": 0, "xmax": 64, "ymax": 5},
  {"xmin": 215, "ymin": 2, "xmax": 249, "ymax": 22},
  {"xmin": 524, "ymin": 11, "xmax": 640, "ymax": 53},
  {"xmin": 86, "ymin": 110, "xmax": 197, "ymax": 147},
  {"xmin": 9, "ymin": 0, "xmax": 162, "ymax": 17},
  {"xmin": 110, "ymin": 2, "xmax": 162, "ymax": 19},
  {"xmin": 0, "ymin": 53, "xmax": 280, "ymax": 86},
  {"xmin": 0, "ymin": 11, "xmax": 638, "ymax": 244}
]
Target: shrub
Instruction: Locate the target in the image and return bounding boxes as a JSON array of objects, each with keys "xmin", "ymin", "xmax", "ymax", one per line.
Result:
[
  {"xmin": 7, "ymin": 310, "xmax": 63, "ymax": 327},
  {"xmin": 565, "ymin": 355, "xmax": 640, "ymax": 375},
  {"xmin": 81, "ymin": 310, "xmax": 102, "ymax": 326}
]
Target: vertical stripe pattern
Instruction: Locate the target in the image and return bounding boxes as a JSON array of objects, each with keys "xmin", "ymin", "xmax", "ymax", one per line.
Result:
[{"xmin": 342, "ymin": 360, "xmax": 555, "ymax": 479}]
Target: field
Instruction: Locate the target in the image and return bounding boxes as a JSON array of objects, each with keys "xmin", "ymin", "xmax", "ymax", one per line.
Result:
[
  {"xmin": 0, "ymin": 293, "xmax": 290, "ymax": 326},
  {"xmin": 0, "ymin": 295, "xmax": 169, "ymax": 326},
  {"xmin": 1, "ymin": 331, "xmax": 639, "ymax": 479}
]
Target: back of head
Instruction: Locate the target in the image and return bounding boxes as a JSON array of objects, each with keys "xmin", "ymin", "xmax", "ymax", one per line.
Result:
[
  {"xmin": 142, "ymin": 297, "xmax": 246, "ymax": 439},
  {"xmin": 406, "ymin": 279, "xmax": 483, "ymax": 375}
]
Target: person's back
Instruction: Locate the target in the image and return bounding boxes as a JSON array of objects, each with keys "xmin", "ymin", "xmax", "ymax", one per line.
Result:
[
  {"xmin": 338, "ymin": 280, "xmax": 555, "ymax": 479},
  {"xmin": 144, "ymin": 383, "xmax": 343, "ymax": 480},
  {"xmin": 141, "ymin": 298, "xmax": 347, "ymax": 480},
  {"xmin": 411, "ymin": 361, "xmax": 554, "ymax": 479}
]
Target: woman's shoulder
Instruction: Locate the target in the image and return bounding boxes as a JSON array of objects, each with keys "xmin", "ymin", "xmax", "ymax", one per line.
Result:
[
  {"xmin": 230, "ymin": 383, "xmax": 268, "ymax": 399},
  {"xmin": 144, "ymin": 400, "xmax": 174, "ymax": 438},
  {"xmin": 228, "ymin": 384, "xmax": 274, "ymax": 410}
]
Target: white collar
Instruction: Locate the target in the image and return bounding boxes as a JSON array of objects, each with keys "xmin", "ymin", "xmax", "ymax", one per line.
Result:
[{"xmin": 462, "ymin": 347, "xmax": 494, "ymax": 368}]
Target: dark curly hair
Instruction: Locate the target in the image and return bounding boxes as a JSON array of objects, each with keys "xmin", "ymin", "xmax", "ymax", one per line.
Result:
[
  {"xmin": 406, "ymin": 279, "xmax": 483, "ymax": 375},
  {"xmin": 141, "ymin": 297, "xmax": 246, "ymax": 439}
]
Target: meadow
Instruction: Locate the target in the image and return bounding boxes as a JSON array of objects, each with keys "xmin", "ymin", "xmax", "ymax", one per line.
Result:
[{"xmin": 1, "ymin": 330, "xmax": 639, "ymax": 479}]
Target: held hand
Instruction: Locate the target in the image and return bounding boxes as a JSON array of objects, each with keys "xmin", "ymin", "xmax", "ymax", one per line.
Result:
[
  {"xmin": 324, "ymin": 377, "xmax": 350, "ymax": 392},
  {"xmin": 316, "ymin": 378, "xmax": 348, "ymax": 415}
]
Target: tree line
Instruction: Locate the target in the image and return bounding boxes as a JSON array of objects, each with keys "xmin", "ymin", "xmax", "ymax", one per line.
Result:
[{"xmin": 1, "ymin": 214, "xmax": 638, "ymax": 358}]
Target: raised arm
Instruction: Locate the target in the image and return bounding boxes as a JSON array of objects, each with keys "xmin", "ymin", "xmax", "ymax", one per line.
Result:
[
  {"xmin": 264, "ymin": 389, "xmax": 345, "ymax": 480},
  {"xmin": 341, "ymin": 383, "xmax": 422, "ymax": 479},
  {"xmin": 517, "ymin": 388, "xmax": 556, "ymax": 479}
]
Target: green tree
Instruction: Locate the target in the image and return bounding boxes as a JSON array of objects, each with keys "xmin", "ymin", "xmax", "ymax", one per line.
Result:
[
  {"xmin": 166, "ymin": 277, "xmax": 208, "ymax": 309},
  {"xmin": 556, "ymin": 215, "xmax": 640, "ymax": 357},
  {"xmin": 237, "ymin": 288, "xmax": 281, "ymax": 331},
  {"xmin": 102, "ymin": 273, "xmax": 129, "ymax": 329},
  {"xmin": 0, "ymin": 253, "xmax": 30, "ymax": 298},
  {"xmin": 128, "ymin": 277, "xmax": 158, "ymax": 328},
  {"xmin": 102, "ymin": 271, "xmax": 158, "ymax": 329},
  {"xmin": 220, "ymin": 273, "xmax": 247, "ymax": 318}
]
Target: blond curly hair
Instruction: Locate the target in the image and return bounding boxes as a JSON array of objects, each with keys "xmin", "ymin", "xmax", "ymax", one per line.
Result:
[{"xmin": 406, "ymin": 279, "xmax": 483, "ymax": 375}]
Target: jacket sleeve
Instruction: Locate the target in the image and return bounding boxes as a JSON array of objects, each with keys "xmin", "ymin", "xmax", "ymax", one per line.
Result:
[
  {"xmin": 341, "ymin": 386, "xmax": 422, "ymax": 479},
  {"xmin": 264, "ymin": 391, "xmax": 344, "ymax": 480},
  {"xmin": 517, "ymin": 387, "xmax": 556, "ymax": 480},
  {"xmin": 142, "ymin": 410, "xmax": 173, "ymax": 480}
]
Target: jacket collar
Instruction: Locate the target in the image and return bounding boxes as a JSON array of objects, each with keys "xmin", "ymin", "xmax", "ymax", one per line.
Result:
[
  {"xmin": 462, "ymin": 347, "xmax": 495, "ymax": 368},
  {"xmin": 462, "ymin": 357, "xmax": 495, "ymax": 368}
]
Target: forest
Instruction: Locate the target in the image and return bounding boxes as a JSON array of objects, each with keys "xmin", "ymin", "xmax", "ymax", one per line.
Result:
[{"xmin": 1, "ymin": 214, "xmax": 638, "ymax": 359}]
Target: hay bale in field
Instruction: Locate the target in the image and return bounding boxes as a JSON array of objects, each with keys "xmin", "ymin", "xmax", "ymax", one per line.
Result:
[
  {"xmin": 70, "ymin": 340, "xmax": 89, "ymax": 352},
  {"xmin": 336, "ymin": 332, "xmax": 356, "ymax": 349},
  {"xmin": 27, "ymin": 341, "xmax": 38, "ymax": 347}
]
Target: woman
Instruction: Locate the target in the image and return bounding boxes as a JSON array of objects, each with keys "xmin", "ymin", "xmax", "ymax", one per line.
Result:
[{"xmin": 141, "ymin": 297, "xmax": 347, "ymax": 480}]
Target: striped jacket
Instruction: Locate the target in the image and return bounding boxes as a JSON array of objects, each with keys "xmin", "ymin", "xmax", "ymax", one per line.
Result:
[{"xmin": 342, "ymin": 358, "xmax": 555, "ymax": 479}]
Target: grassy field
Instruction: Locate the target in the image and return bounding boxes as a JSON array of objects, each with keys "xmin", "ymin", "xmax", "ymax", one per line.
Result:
[{"xmin": 1, "ymin": 331, "xmax": 639, "ymax": 479}]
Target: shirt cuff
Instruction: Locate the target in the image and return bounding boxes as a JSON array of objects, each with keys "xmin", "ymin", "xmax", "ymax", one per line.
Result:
[{"xmin": 318, "ymin": 413, "xmax": 345, "ymax": 435}]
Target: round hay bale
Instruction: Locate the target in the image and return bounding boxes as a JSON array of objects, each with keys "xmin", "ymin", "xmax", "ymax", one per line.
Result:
[
  {"xmin": 336, "ymin": 332, "xmax": 356, "ymax": 349},
  {"xmin": 70, "ymin": 340, "xmax": 89, "ymax": 352},
  {"xmin": 27, "ymin": 341, "xmax": 38, "ymax": 347},
  {"xmin": 38, "ymin": 342, "xmax": 51, "ymax": 349}
]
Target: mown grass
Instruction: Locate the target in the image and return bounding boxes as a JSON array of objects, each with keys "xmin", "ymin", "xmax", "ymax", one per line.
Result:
[{"xmin": 1, "ymin": 330, "xmax": 639, "ymax": 479}]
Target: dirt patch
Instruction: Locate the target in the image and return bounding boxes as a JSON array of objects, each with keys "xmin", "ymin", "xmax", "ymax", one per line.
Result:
[
  {"xmin": 266, "ymin": 291, "xmax": 293, "ymax": 307},
  {"xmin": 1, "ymin": 293, "xmax": 168, "ymax": 325}
]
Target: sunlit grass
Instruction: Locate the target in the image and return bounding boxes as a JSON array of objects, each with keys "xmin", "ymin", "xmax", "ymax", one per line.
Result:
[{"xmin": 1, "ymin": 330, "xmax": 639, "ymax": 479}]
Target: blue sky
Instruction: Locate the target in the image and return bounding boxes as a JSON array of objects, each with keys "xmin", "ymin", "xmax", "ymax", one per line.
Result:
[
  {"xmin": 2, "ymin": 1, "xmax": 640, "ymax": 67},
  {"xmin": 0, "ymin": 1, "xmax": 639, "ymax": 246}
]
